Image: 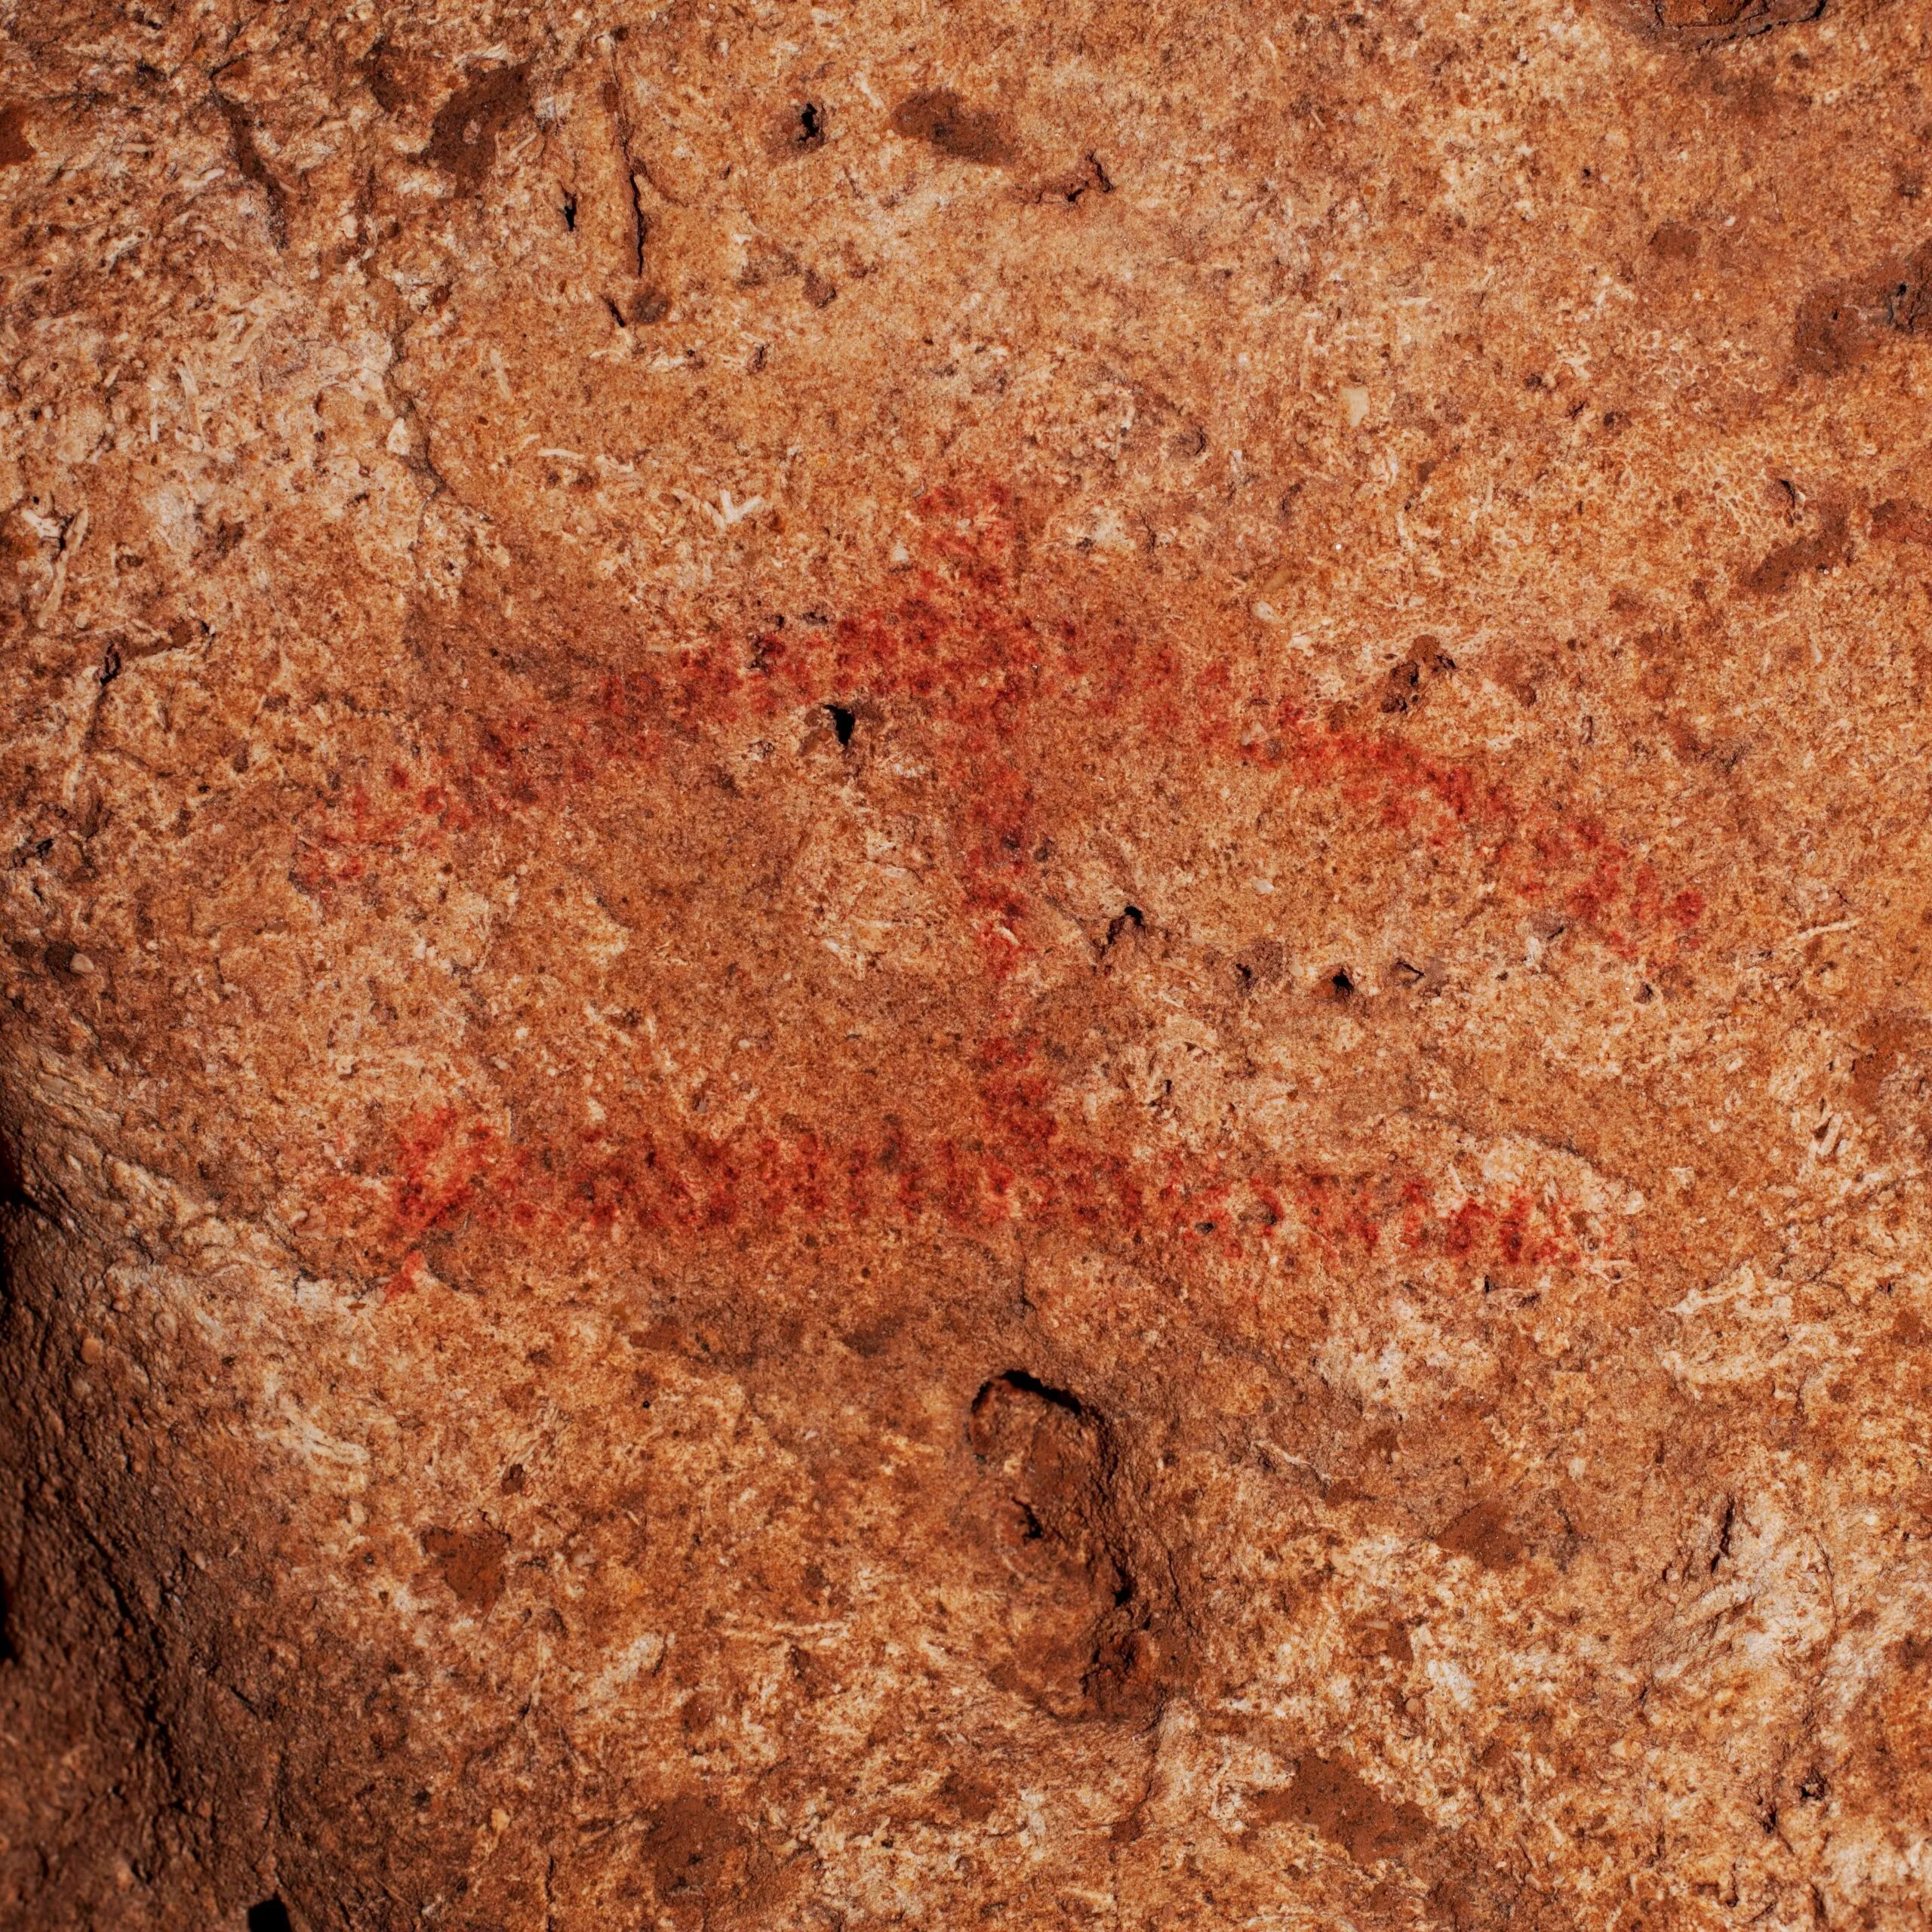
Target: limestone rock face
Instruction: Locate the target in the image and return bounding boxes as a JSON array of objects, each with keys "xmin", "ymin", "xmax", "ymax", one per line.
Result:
[{"xmin": 3, "ymin": 0, "xmax": 1932, "ymax": 1926}]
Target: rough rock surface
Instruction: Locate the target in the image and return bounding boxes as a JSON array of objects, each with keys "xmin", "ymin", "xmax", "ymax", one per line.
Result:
[{"xmin": 3, "ymin": 0, "xmax": 1932, "ymax": 1925}]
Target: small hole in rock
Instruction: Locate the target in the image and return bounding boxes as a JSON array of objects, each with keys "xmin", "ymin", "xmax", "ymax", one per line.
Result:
[
  {"xmin": 826, "ymin": 703, "xmax": 856, "ymax": 746},
  {"xmin": 1329, "ymin": 968, "xmax": 1355, "ymax": 1000},
  {"xmin": 561, "ymin": 192, "xmax": 577, "ymax": 232},
  {"xmin": 796, "ymin": 100, "xmax": 825, "ymax": 147},
  {"xmin": 247, "ymin": 1901, "xmax": 294, "ymax": 1932}
]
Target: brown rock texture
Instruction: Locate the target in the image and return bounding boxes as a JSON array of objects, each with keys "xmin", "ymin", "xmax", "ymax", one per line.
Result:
[{"xmin": 3, "ymin": 0, "xmax": 1932, "ymax": 1924}]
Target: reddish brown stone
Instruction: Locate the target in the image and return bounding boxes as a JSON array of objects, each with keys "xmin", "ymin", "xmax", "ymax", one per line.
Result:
[{"xmin": 4, "ymin": 0, "xmax": 1932, "ymax": 1927}]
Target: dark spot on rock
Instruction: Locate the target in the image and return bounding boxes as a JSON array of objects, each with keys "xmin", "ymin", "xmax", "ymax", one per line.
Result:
[
  {"xmin": 1249, "ymin": 1755, "xmax": 1430, "ymax": 1866},
  {"xmin": 641, "ymin": 1794, "xmax": 749, "ymax": 1901},
  {"xmin": 202, "ymin": 518, "xmax": 248, "ymax": 563},
  {"xmin": 1651, "ymin": 220, "xmax": 1700, "ymax": 262},
  {"xmin": 739, "ymin": 244, "xmax": 799, "ymax": 288},
  {"xmin": 1379, "ymin": 635, "xmax": 1455, "ymax": 715},
  {"xmin": 826, "ymin": 703, "xmax": 857, "ymax": 746},
  {"xmin": 890, "ymin": 88, "xmax": 1014, "ymax": 166},
  {"xmin": 1435, "ymin": 1497, "xmax": 1523, "ymax": 1570},
  {"xmin": 499, "ymin": 1462, "xmax": 527, "ymax": 1494},
  {"xmin": 629, "ymin": 286, "xmax": 671, "ymax": 327},
  {"xmin": 246, "ymin": 1902, "xmax": 293, "ymax": 1932},
  {"xmin": 802, "ymin": 267, "xmax": 838, "ymax": 308},
  {"xmin": 1873, "ymin": 497, "xmax": 1932, "ymax": 546},
  {"xmin": 938, "ymin": 1767, "xmax": 998, "ymax": 1823},
  {"xmin": 1383, "ymin": 657, "xmax": 1423, "ymax": 711},
  {"xmin": 0, "ymin": 105, "xmax": 34, "ymax": 168},
  {"xmin": 1237, "ymin": 936, "xmax": 1285, "ymax": 992},
  {"xmin": 1848, "ymin": 1009, "xmax": 1918, "ymax": 1114},
  {"xmin": 1794, "ymin": 240, "xmax": 1932, "ymax": 378},
  {"xmin": 423, "ymin": 65, "xmax": 531, "ymax": 194},
  {"xmin": 795, "ymin": 100, "xmax": 826, "ymax": 150},
  {"xmin": 1743, "ymin": 497, "xmax": 1851, "ymax": 593},
  {"xmin": 420, "ymin": 1524, "xmax": 509, "ymax": 1610},
  {"xmin": 789, "ymin": 1642, "xmax": 829, "ymax": 1698},
  {"xmin": 1704, "ymin": 66, "xmax": 1780, "ymax": 119},
  {"xmin": 362, "ymin": 41, "xmax": 414, "ymax": 115}
]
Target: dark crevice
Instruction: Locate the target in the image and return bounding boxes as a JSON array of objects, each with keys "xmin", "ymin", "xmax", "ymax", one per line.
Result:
[
  {"xmin": 247, "ymin": 1902, "xmax": 293, "ymax": 1932},
  {"xmin": 1103, "ymin": 905, "xmax": 1144, "ymax": 950},
  {"xmin": 0, "ymin": 1130, "xmax": 28, "ymax": 1208},
  {"xmin": 795, "ymin": 100, "xmax": 826, "ymax": 150},
  {"xmin": 1710, "ymin": 1495, "xmax": 1736, "ymax": 1573},
  {"xmin": 1052, "ymin": 152, "xmax": 1114, "ymax": 203},
  {"xmin": 212, "ymin": 90, "xmax": 288, "ymax": 250},
  {"xmin": 972, "ymin": 1369, "xmax": 1085, "ymax": 1434},
  {"xmin": 826, "ymin": 703, "xmax": 856, "ymax": 747},
  {"xmin": 1637, "ymin": 0, "xmax": 1823, "ymax": 46},
  {"xmin": 561, "ymin": 191, "xmax": 577, "ymax": 232},
  {"xmin": 626, "ymin": 171, "xmax": 647, "ymax": 276},
  {"xmin": 602, "ymin": 74, "xmax": 650, "ymax": 272}
]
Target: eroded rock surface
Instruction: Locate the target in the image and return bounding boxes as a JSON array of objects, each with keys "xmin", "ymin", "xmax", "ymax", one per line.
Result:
[{"xmin": 3, "ymin": 0, "xmax": 1932, "ymax": 1925}]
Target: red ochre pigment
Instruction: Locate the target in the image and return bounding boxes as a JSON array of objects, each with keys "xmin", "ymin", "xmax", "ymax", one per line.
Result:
[{"xmin": 295, "ymin": 492, "xmax": 1672, "ymax": 1291}]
